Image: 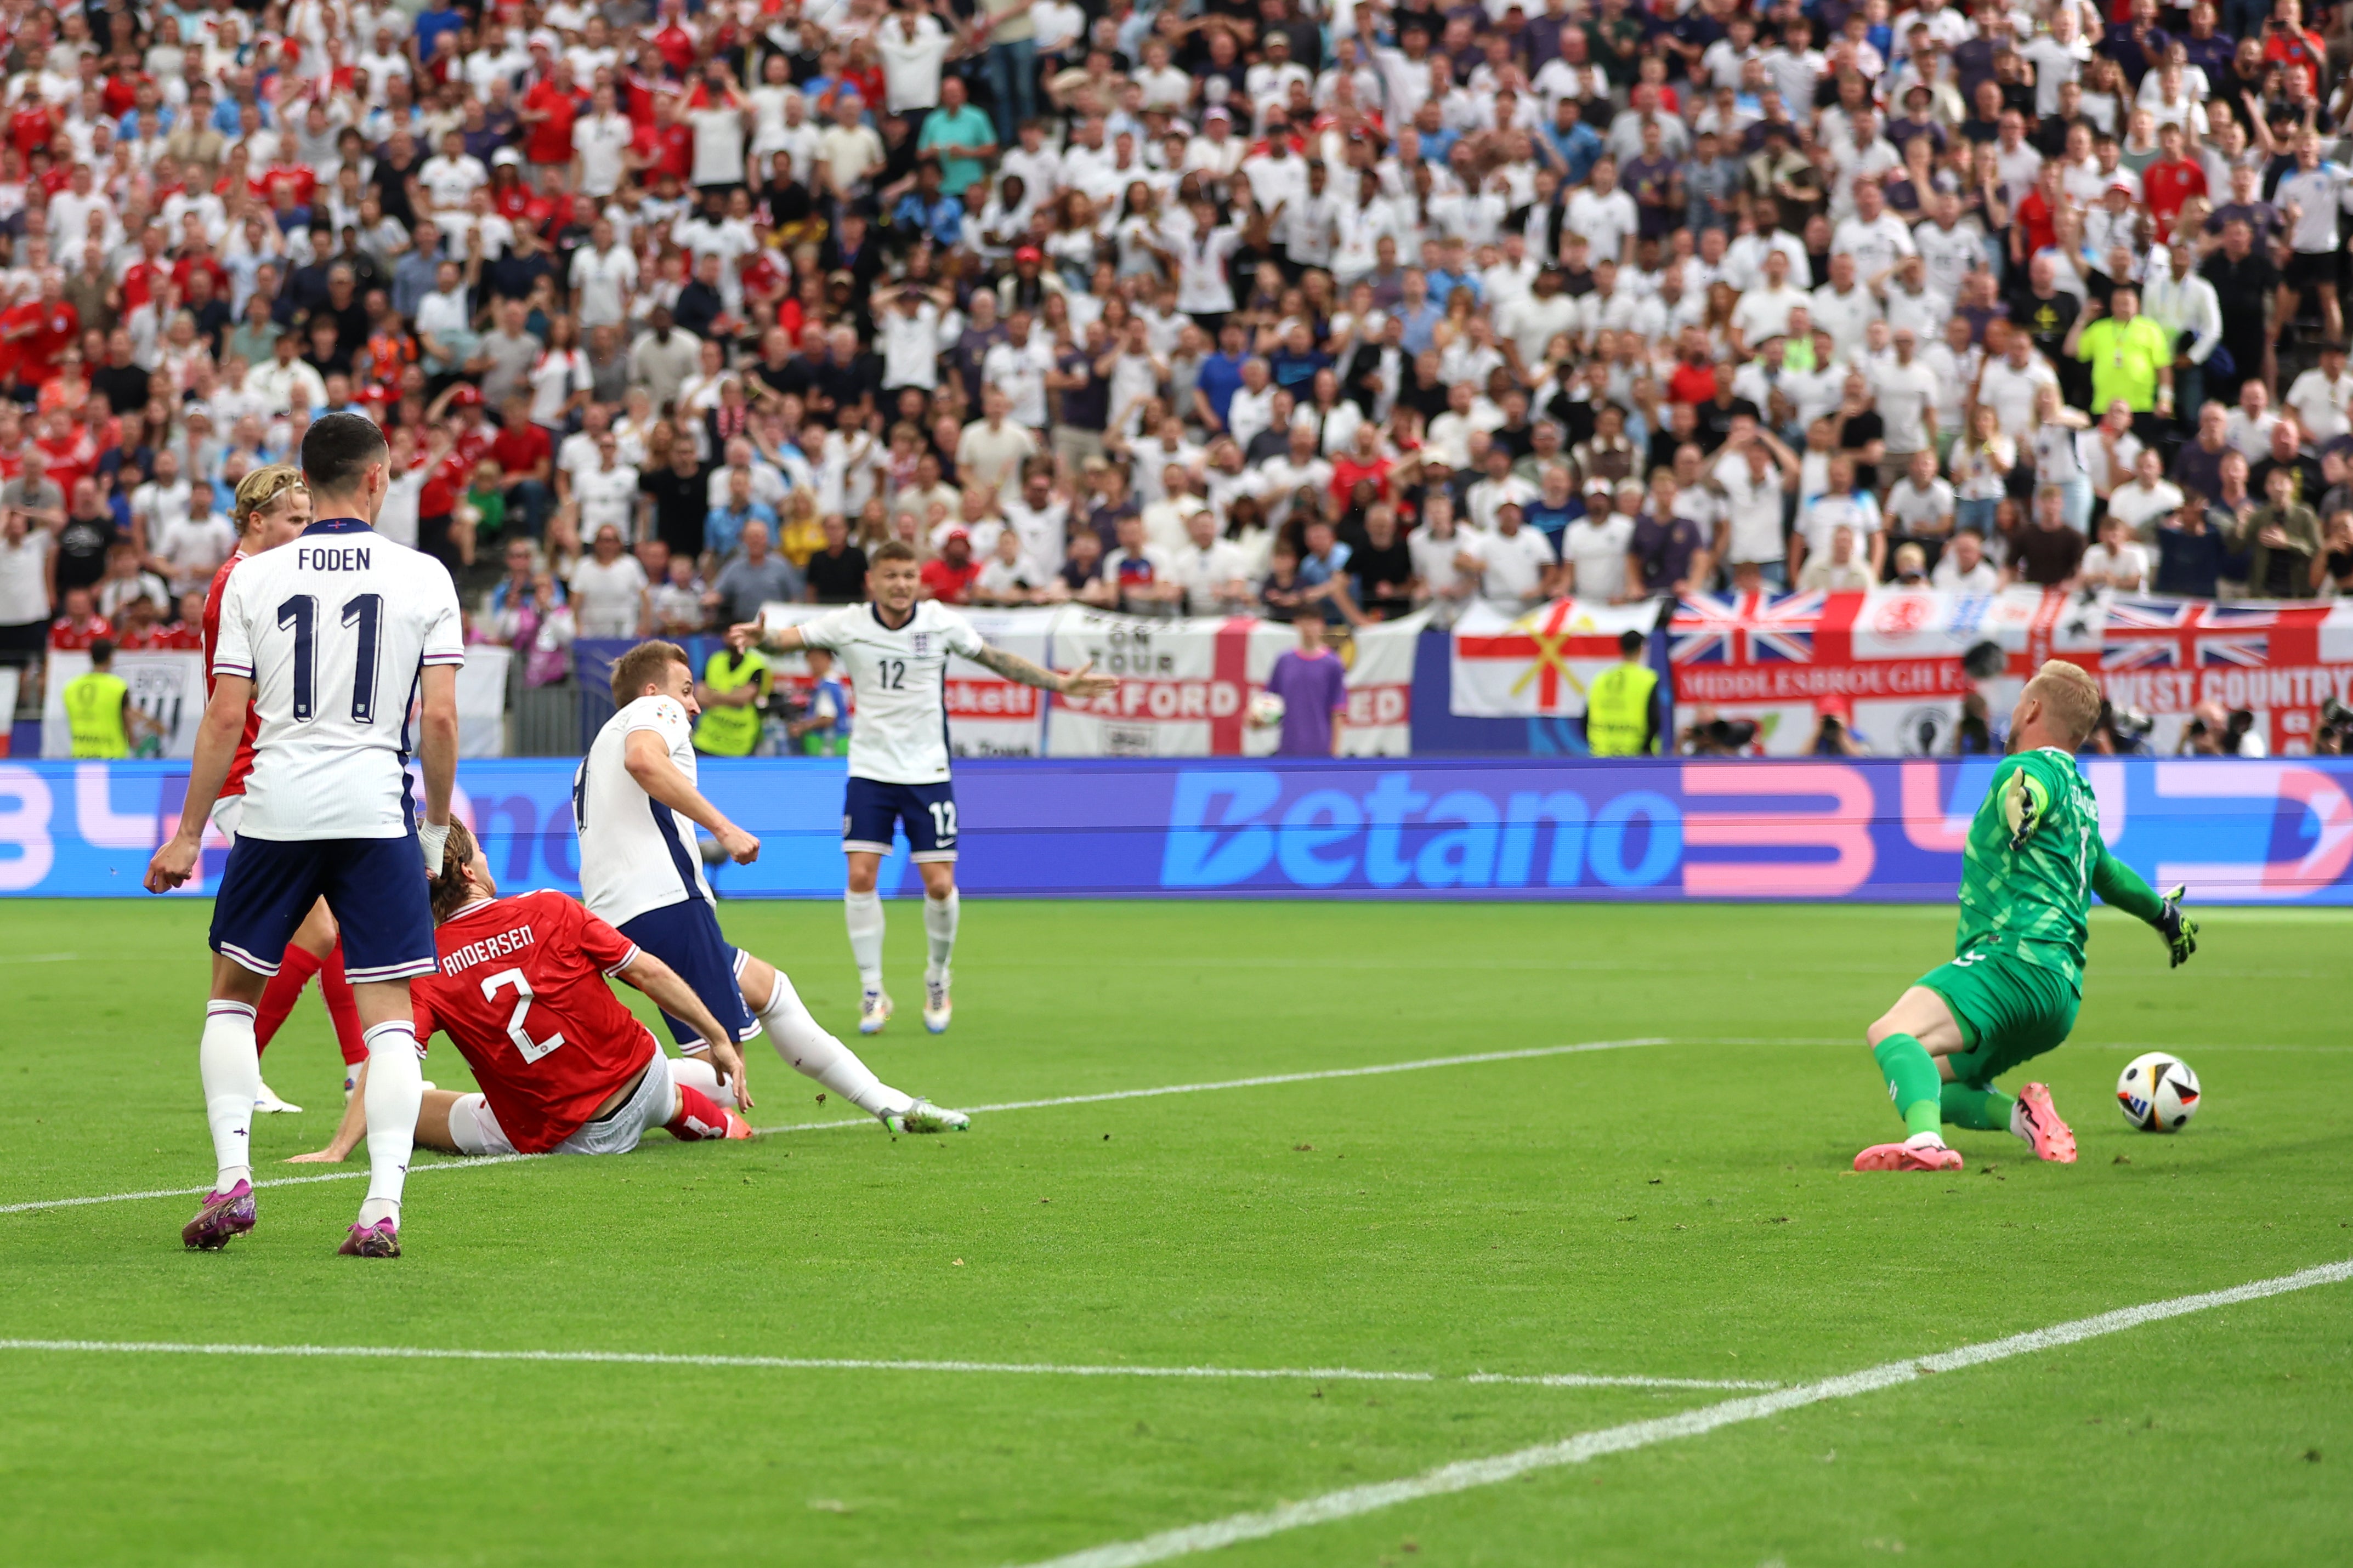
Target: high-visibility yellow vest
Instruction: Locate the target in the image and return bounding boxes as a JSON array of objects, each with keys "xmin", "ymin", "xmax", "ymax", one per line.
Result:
[
  {"xmin": 1586, "ymin": 663, "xmax": 1658, "ymax": 757},
  {"xmin": 693, "ymin": 649, "xmax": 770, "ymax": 757},
  {"xmin": 64, "ymin": 670, "xmax": 131, "ymax": 758}
]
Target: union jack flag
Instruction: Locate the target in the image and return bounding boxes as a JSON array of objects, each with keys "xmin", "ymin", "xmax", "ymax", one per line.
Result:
[
  {"xmin": 2101, "ymin": 599, "xmax": 2276, "ymax": 672},
  {"xmin": 1671, "ymin": 591, "xmax": 1825, "ymax": 665}
]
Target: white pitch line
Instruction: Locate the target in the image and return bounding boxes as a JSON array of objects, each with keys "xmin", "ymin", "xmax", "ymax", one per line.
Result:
[
  {"xmin": 0, "ymin": 952, "xmax": 78, "ymax": 965},
  {"xmin": 1018, "ymin": 1258, "xmax": 2353, "ymax": 1568},
  {"xmin": 0, "ymin": 1338, "xmax": 1773, "ymax": 1391},
  {"xmin": 0, "ymin": 1037, "xmax": 1668, "ymax": 1217}
]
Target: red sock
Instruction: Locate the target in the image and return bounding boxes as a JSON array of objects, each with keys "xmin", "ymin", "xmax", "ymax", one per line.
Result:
[
  {"xmin": 665, "ymin": 1084, "xmax": 734, "ymax": 1140},
  {"xmin": 318, "ymin": 944, "xmax": 368, "ymax": 1067},
  {"xmin": 254, "ymin": 946, "xmax": 323, "ymax": 1056}
]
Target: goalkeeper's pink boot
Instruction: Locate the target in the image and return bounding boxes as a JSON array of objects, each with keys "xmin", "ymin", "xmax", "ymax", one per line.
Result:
[
  {"xmin": 2015, "ymin": 1083, "xmax": 2077, "ymax": 1163},
  {"xmin": 1853, "ymin": 1138, "xmax": 1964, "ymax": 1173}
]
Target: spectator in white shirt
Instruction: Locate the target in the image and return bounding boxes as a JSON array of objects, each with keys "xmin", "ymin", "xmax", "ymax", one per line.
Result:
[
  {"xmin": 1930, "ymin": 527, "xmax": 2004, "ymax": 593},
  {"xmin": 1470, "ymin": 500, "xmax": 1560, "ymax": 610},
  {"xmin": 566, "ymin": 522, "xmax": 649, "ymax": 638},
  {"xmin": 2079, "ymin": 511, "xmax": 2151, "ymax": 591}
]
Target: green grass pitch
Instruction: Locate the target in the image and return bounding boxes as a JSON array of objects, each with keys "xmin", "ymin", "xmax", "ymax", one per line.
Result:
[{"xmin": 3, "ymin": 897, "xmax": 2350, "ymax": 1567}]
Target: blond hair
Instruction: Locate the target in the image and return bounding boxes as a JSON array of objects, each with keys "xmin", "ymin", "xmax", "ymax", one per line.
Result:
[
  {"xmin": 429, "ymin": 819, "xmax": 480, "ymax": 924},
  {"xmin": 2025, "ymin": 659, "xmax": 2102, "ymax": 747},
  {"xmin": 234, "ymin": 464, "xmax": 306, "ymax": 536}
]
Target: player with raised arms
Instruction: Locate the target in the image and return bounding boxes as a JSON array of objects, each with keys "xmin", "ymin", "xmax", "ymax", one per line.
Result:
[
  {"xmin": 727, "ymin": 539, "xmax": 1118, "ymax": 1034},
  {"xmin": 288, "ymin": 820, "xmax": 755, "ymax": 1163},
  {"xmin": 575, "ymin": 639, "xmax": 965, "ymax": 1133},
  {"xmin": 148, "ymin": 413, "xmax": 464, "ymax": 1258},
  {"xmin": 201, "ymin": 464, "xmax": 372, "ymax": 1116},
  {"xmin": 1853, "ymin": 660, "xmax": 2199, "ymax": 1173}
]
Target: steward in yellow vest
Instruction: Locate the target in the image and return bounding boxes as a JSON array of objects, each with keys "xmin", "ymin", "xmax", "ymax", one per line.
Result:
[
  {"xmin": 1584, "ymin": 629, "xmax": 1659, "ymax": 757},
  {"xmin": 693, "ymin": 646, "xmax": 772, "ymax": 757},
  {"xmin": 64, "ymin": 638, "xmax": 137, "ymax": 758}
]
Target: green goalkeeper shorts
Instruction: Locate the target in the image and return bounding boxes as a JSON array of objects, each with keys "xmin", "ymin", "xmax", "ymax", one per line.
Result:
[{"xmin": 1915, "ymin": 950, "xmax": 2080, "ymax": 1086}]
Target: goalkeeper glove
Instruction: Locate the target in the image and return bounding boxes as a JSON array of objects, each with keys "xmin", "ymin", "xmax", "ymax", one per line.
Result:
[
  {"xmin": 2154, "ymin": 884, "xmax": 2198, "ymax": 969},
  {"xmin": 418, "ymin": 819, "xmax": 451, "ymax": 880},
  {"xmin": 2002, "ymin": 768, "xmax": 2048, "ymax": 851}
]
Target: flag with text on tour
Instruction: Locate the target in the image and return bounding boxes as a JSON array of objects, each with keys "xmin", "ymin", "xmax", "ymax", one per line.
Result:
[
  {"xmin": 1667, "ymin": 589, "xmax": 2106, "ymax": 755},
  {"xmin": 756, "ymin": 603, "xmax": 1425, "ymax": 758},
  {"xmin": 1448, "ymin": 598, "xmax": 1665, "ymax": 719},
  {"xmin": 1047, "ymin": 607, "xmax": 1426, "ymax": 757}
]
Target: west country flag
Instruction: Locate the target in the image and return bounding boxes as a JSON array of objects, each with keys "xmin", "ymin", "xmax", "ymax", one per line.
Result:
[{"xmin": 1450, "ymin": 597, "xmax": 1663, "ymax": 718}]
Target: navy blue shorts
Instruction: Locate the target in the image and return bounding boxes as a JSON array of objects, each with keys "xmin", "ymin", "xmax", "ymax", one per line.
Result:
[
  {"xmin": 842, "ymin": 777, "xmax": 958, "ymax": 861},
  {"xmin": 617, "ymin": 899, "xmax": 763, "ymax": 1047},
  {"xmin": 211, "ymin": 835, "xmax": 438, "ymax": 984}
]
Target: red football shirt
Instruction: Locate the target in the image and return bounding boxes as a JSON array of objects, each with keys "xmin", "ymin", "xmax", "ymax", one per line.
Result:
[
  {"xmin": 920, "ymin": 555, "xmax": 980, "ymax": 603},
  {"xmin": 411, "ymin": 890, "xmax": 660, "ymax": 1154},
  {"xmin": 260, "ymin": 164, "xmax": 318, "ymax": 207},
  {"xmin": 201, "ymin": 550, "xmax": 264, "ymax": 797},
  {"xmin": 2142, "ymin": 158, "xmax": 2206, "ymax": 239},
  {"xmin": 47, "ymin": 612, "xmax": 112, "ymax": 650},
  {"xmin": 491, "ymin": 422, "xmax": 552, "ymax": 478},
  {"xmin": 9, "ymin": 104, "xmax": 53, "ymax": 158},
  {"xmin": 632, "ymin": 120, "xmax": 693, "ymax": 181},
  {"xmin": 8, "ymin": 300, "xmax": 78, "ymax": 387},
  {"xmin": 521, "ymin": 79, "xmax": 580, "ymax": 165}
]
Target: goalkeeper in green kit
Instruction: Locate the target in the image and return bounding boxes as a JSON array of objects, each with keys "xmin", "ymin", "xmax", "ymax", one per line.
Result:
[{"xmin": 1856, "ymin": 662, "xmax": 2201, "ymax": 1174}]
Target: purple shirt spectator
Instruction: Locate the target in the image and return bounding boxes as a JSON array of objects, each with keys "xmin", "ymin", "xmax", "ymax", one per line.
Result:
[{"xmin": 1265, "ymin": 646, "xmax": 1348, "ymax": 757}]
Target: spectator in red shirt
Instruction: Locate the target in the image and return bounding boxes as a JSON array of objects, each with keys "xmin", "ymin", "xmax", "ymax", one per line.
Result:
[
  {"xmin": 633, "ymin": 94, "xmax": 695, "ymax": 184},
  {"xmin": 920, "ymin": 528, "xmax": 983, "ymax": 603},
  {"xmin": 1329, "ymin": 420, "xmax": 1409, "ymax": 510},
  {"xmin": 2012, "ymin": 162, "xmax": 2065, "ymax": 262},
  {"xmin": 518, "ymin": 57, "xmax": 582, "ymax": 169},
  {"xmin": 1666, "ymin": 327, "xmax": 1719, "ymax": 404},
  {"xmin": 2141, "ymin": 122, "xmax": 2207, "ymax": 240},
  {"xmin": 2259, "ymin": 1, "xmax": 2326, "ymax": 98},
  {"xmin": 2, "ymin": 272, "xmax": 78, "ymax": 396},
  {"xmin": 649, "ymin": 0, "xmax": 699, "ymax": 72},
  {"xmin": 490, "ymin": 391, "xmax": 555, "ymax": 538},
  {"xmin": 47, "ymin": 586, "xmax": 111, "ymax": 650}
]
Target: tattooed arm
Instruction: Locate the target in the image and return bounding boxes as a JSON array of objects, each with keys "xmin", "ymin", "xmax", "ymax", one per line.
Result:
[{"xmin": 970, "ymin": 644, "xmax": 1120, "ymax": 698}]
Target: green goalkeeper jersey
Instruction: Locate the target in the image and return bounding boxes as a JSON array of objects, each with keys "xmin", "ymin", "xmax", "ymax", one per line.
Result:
[{"xmin": 1953, "ymin": 747, "xmax": 2163, "ymax": 988}]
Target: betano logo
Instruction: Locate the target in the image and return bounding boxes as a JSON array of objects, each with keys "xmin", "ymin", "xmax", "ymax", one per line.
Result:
[{"xmin": 1160, "ymin": 771, "xmax": 1683, "ymax": 890}]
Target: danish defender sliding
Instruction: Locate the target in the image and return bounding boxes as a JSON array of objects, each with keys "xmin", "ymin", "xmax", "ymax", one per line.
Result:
[
  {"xmin": 728, "ymin": 540, "xmax": 1117, "ymax": 1036},
  {"xmin": 1856, "ymin": 661, "xmax": 2199, "ymax": 1174},
  {"xmin": 291, "ymin": 820, "xmax": 755, "ymax": 1164}
]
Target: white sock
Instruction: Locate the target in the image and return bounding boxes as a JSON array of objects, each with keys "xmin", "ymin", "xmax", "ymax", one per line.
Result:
[
  {"xmin": 758, "ymin": 967, "xmax": 911, "ymax": 1117},
  {"xmin": 200, "ymin": 1001, "xmax": 261, "ymax": 1192},
  {"xmin": 922, "ymin": 889, "xmax": 959, "ymax": 983},
  {"xmin": 844, "ymin": 890, "xmax": 885, "ymax": 992},
  {"xmin": 670, "ymin": 1052, "xmax": 732, "ymax": 1104},
  {"xmin": 358, "ymin": 1021, "xmax": 424, "ymax": 1228}
]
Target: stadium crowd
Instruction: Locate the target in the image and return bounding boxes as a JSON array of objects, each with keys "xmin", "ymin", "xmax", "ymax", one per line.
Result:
[{"xmin": 0, "ymin": 0, "xmax": 2351, "ymax": 722}]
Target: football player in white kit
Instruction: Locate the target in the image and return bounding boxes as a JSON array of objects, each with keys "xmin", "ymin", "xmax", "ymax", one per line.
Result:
[
  {"xmin": 146, "ymin": 413, "xmax": 464, "ymax": 1259},
  {"xmin": 728, "ymin": 539, "xmax": 1118, "ymax": 1035},
  {"xmin": 572, "ymin": 640, "xmax": 967, "ymax": 1133}
]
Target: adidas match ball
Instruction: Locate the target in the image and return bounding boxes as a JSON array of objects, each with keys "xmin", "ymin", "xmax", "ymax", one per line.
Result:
[
  {"xmin": 1248, "ymin": 691, "xmax": 1286, "ymax": 730},
  {"xmin": 2117, "ymin": 1052, "xmax": 2201, "ymax": 1132}
]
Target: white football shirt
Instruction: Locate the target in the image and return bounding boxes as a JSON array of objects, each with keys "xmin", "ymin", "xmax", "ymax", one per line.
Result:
[
  {"xmin": 797, "ymin": 601, "xmax": 987, "ymax": 784},
  {"xmin": 574, "ymin": 694, "xmax": 714, "ymax": 928},
  {"xmin": 210, "ymin": 519, "xmax": 464, "ymax": 840}
]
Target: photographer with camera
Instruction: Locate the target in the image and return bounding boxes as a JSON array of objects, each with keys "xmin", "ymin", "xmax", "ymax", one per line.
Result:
[
  {"xmin": 1809, "ymin": 697, "xmax": 1870, "ymax": 758},
  {"xmin": 1677, "ymin": 704, "xmax": 1760, "ymax": 758},
  {"xmin": 2180, "ymin": 700, "xmax": 2267, "ymax": 757}
]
